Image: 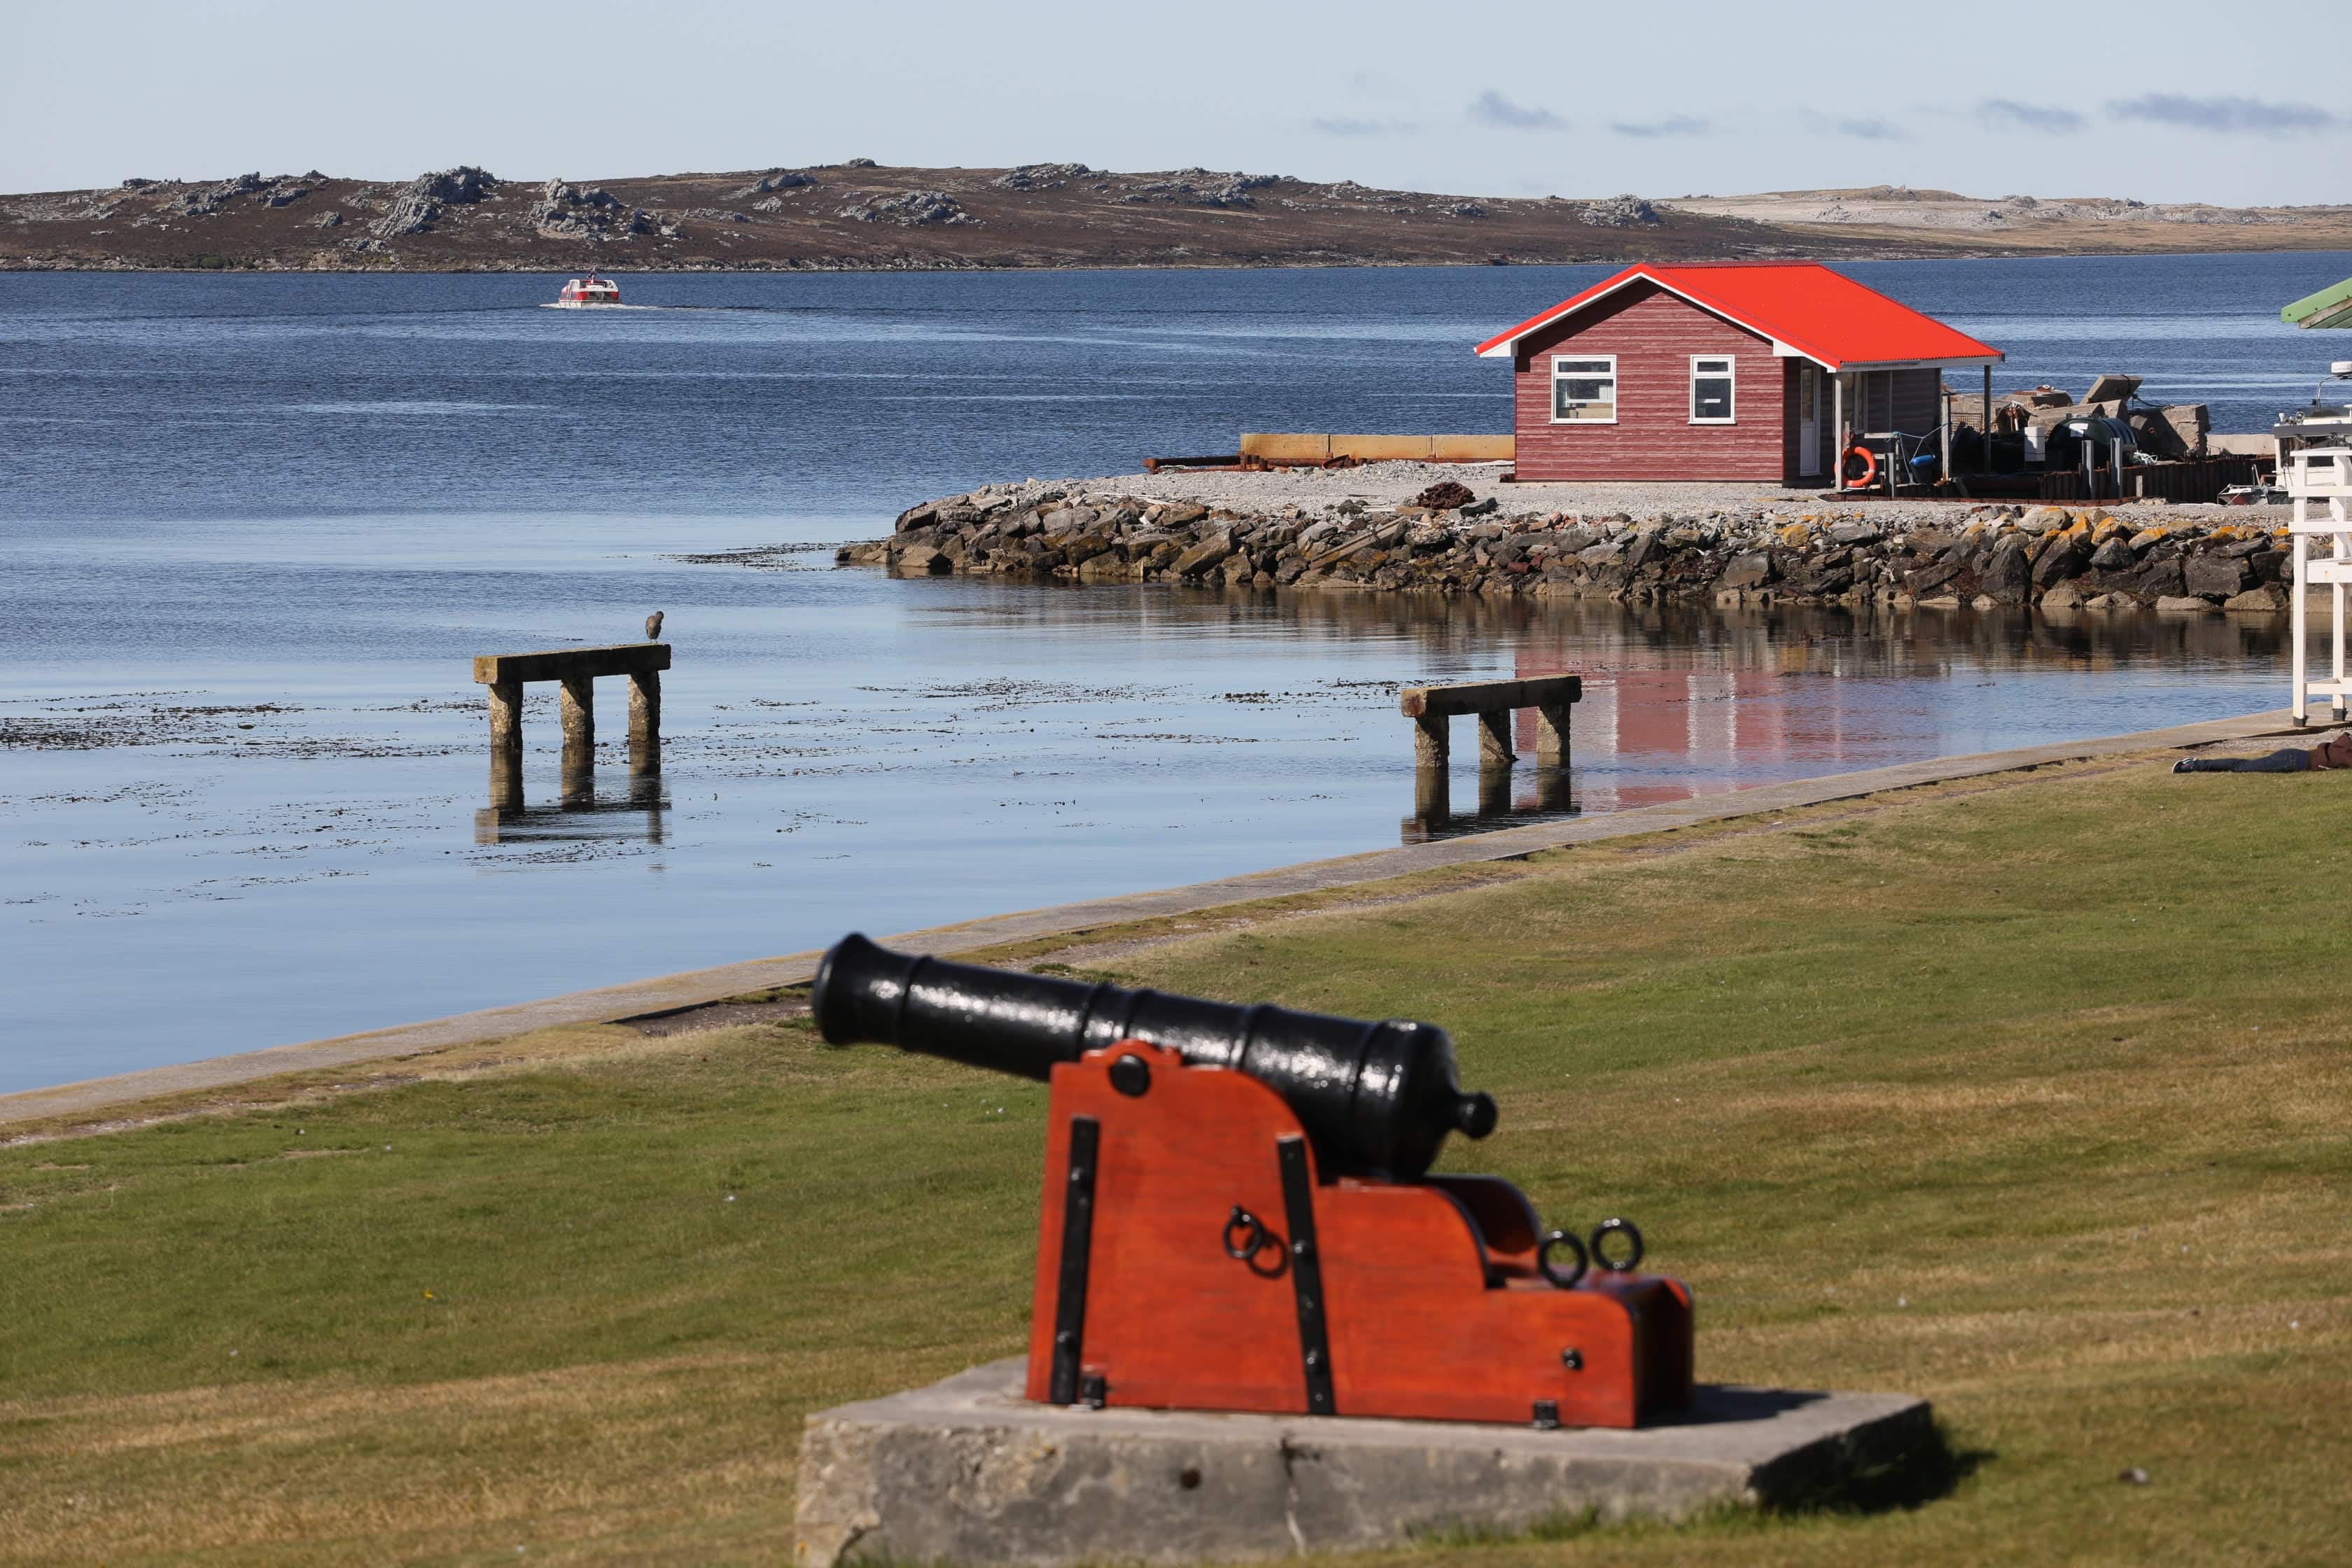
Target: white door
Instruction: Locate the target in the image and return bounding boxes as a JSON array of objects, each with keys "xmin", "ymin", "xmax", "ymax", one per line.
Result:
[{"xmin": 1798, "ymin": 365, "xmax": 1821, "ymax": 477}]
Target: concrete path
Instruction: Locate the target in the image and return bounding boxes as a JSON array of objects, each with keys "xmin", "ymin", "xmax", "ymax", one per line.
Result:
[{"xmin": 0, "ymin": 706, "xmax": 2302, "ymax": 1128}]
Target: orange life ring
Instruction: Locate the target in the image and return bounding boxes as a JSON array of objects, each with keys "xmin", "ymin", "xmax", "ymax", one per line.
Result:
[{"xmin": 1838, "ymin": 443, "xmax": 1879, "ymax": 491}]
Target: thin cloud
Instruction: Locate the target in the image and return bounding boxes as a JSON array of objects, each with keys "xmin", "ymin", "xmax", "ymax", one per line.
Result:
[
  {"xmin": 2108, "ymin": 93, "xmax": 2337, "ymax": 134},
  {"xmin": 1468, "ymin": 90, "xmax": 1565, "ymax": 131},
  {"xmin": 1977, "ymin": 98, "xmax": 2084, "ymax": 133},
  {"xmin": 1611, "ymin": 115, "xmax": 1711, "ymax": 139},
  {"xmin": 1810, "ymin": 113, "xmax": 1909, "ymax": 141},
  {"xmin": 1310, "ymin": 116, "xmax": 1416, "ymax": 137}
]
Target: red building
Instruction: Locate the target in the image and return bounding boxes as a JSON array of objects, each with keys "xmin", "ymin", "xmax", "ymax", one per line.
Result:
[{"xmin": 1474, "ymin": 262, "xmax": 2003, "ymax": 485}]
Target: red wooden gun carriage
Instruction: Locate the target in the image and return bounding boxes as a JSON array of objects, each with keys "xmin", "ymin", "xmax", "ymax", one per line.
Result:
[{"xmin": 814, "ymin": 934, "xmax": 1693, "ymax": 1429}]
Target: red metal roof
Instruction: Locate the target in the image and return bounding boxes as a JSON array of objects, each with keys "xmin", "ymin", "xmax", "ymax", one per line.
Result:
[{"xmin": 1474, "ymin": 262, "xmax": 2002, "ymax": 371}]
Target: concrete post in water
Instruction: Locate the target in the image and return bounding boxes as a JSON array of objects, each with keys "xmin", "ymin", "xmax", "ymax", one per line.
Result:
[
  {"xmin": 1476, "ymin": 708, "xmax": 1515, "ymax": 766},
  {"xmin": 559, "ymin": 673, "xmax": 595, "ymax": 774},
  {"xmin": 629, "ymin": 669, "xmax": 662, "ymax": 774},
  {"xmin": 1412, "ymin": 713, "xmax": 1448, "ymax": 769},
  {"xmin": 472, "ymin": 642, "xmax": 670, "ymax": 788},
  {"xmin": 1400, "ymin": 676, "xmax": 1578, "ymax": 777},
  {"xmin": 487, "ymin": 678, "xmax": 524, "ymax": 769},
  {"xmin": 1535, "ymin": 701, "xmax": 1572, "ymax": 768}
]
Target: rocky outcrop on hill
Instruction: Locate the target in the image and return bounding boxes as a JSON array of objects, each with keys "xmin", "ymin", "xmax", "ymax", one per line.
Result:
[
  {"xmin": 993, "ymin": 163, "xmax": 1091, "ymax": 190},
  {"xmin": 836, "ymin": 190, "xmax": 975, "ymax": 226},
  {"xmin": 1578, "ymin": 195, "xmax": 1661, "ymax": 227},
  {"xmin": 839, "ymin": 485, "xmax": 2293, "ymax": 613},
  {"xmin": 371, "ymin": 166, "xmax": 498, "ymax": 237},
  {"xmin": 1116, "ymin": 169, "xmax": 1279, "ymax": 209},
  {"xmin": 529, "ymin": 178, "xmax": 655, "ymax": 239},
  {"xmin": 733, "ymin": 172, "xmax": 816, "ymax": 198}
]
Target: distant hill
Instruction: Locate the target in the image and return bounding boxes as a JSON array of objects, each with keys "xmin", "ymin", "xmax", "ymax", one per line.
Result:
[{"xmin": 7, "ymin": 164, "xmax": 2348, "ymax": 272}]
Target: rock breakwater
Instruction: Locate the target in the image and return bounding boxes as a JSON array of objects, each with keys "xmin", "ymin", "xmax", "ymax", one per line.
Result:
[{"xmin": 839, "ymin": 482, "xmax": 2297, "ymax": 612}]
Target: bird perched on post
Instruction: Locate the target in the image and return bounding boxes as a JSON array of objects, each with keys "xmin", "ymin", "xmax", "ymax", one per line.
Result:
[{"xmin": 644, "ymin": 611, "xmax": 664, "ymax": 641}]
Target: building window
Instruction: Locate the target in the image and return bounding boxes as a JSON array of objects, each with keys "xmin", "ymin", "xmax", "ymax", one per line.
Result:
[
  {"xmin": 1551, "ymin": 355, "xmax": 1616, "ymax": 424},
  {"xmin": 1690, "ymin": 356, "xmax": 1735, "ymax": 423}
]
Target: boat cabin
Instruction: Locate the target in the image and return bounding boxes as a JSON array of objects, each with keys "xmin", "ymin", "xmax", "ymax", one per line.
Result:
[
  {"xmin": 1475, "ymin": 262, "xmax": 2002, "ymax": 485},
  {"xmin": 556, "ymin": 274, "xmax": 622, "ymax": 306}
]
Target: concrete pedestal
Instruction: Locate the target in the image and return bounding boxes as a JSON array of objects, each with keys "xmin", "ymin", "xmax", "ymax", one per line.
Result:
[{"xmin": 794, "ymin": 1359, "xmax": 1931, "ymax": 1567}]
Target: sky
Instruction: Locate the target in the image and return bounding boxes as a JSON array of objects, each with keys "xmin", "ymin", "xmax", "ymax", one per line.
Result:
[{"xmin": 6, "ymin": 0, "xmax": 2345, "ymax": 205}]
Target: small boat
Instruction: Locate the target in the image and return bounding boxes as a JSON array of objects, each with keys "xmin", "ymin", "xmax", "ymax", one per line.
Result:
[{"xmin": 553, "ymin": 272, "xmax": 622, "ymax": 307}]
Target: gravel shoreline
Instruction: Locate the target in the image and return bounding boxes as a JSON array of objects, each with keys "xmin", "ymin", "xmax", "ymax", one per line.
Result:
[{"xmin": 826, "ymin": 463, "xmax": 2295, "ymax": 612}]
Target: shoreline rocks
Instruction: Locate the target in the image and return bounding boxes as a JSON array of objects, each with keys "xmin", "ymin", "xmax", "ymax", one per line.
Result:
[{"xmin": 837, "ymin": 484, "xmax": 2300, "ymax": 612}]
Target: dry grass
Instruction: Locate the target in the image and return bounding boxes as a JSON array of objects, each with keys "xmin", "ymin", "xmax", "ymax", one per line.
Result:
[{"xmin": 4, "ymin": 755, "xmax": 2348, "ymax": 1564}]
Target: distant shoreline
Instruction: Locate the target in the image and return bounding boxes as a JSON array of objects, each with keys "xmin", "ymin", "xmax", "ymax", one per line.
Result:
[
  {"xmin": 8, "ymin": 244, "xmax": 2352, "ymax": 277},
  {"xmin": 9, "ymin": 165, "xmax": 2351, "ymax": 274}
]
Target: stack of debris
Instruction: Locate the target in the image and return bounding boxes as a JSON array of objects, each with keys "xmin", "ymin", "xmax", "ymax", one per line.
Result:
[{"xmin": 1948, "ymin": 374, "xmax": 2210, "ymax": 460}]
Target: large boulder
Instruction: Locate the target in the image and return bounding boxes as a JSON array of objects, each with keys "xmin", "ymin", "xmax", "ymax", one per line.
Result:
[
  {"xmin": 1980, "ymin": 537, "xmax": 2033, "ymax": 603},
  {"xmin": 2131, "ymin": 556, "xmax": 2186, "ymax": 599},
  {"xmin": 2031, "ymin": 536, "xmax": 2090, "ymax": 588},
  {"xmin": 1170, "ymin": 531, "xmax": 1236, "ymax": 578},
  {"xmin": 1718, "ymin": 551, "xmax": 1774, "ymax": 590},
  {"xmin": 2184, "ymin": 554, "xmax": 2254, "ymax": 599},
  {"xmin": 1908, "ymin": 560, "xmax": 1963, "ymax": 594}
]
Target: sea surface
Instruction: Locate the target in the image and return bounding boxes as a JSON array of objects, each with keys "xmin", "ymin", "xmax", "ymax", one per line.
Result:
[{"xmin": 3, "ymin": 254, "xmax": 2342, "ymax": 1091}]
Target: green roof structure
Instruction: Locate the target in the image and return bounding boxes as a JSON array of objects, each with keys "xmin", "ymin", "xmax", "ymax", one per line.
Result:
[{"xmin": 2283, "ymin": 275, "xmax": 2352, "ymax": 329}]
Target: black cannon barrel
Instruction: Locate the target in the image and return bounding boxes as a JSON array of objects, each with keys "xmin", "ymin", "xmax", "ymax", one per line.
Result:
[{"xmin": 811, "ymin": 932, "xmax": 1497, "ymax": 1181}]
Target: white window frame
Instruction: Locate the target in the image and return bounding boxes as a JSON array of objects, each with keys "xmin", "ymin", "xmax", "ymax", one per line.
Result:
[
  {"xmin": 1690, "ymin": 354, "xmax": 1736, "ymax": 424},
  {"xmin": 1550, "ymin": 354, "xmax": 1618, "ymax": 425}
]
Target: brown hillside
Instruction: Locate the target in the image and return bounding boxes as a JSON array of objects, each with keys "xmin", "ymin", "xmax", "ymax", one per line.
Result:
[{"xmin": 8, "ymin": 163, "xmax": 2351, "ymax": 272}]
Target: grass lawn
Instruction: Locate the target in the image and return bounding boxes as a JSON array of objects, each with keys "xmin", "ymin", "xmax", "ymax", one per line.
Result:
[{"xmin": 3, "ymin": 752, "xmax": 2347, "ymax": 1565}]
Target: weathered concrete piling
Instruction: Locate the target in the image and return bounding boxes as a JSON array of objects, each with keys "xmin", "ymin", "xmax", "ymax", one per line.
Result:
[
  {"xmin": 1401, "ymin": 676, "xmax": 1581, "ymax": 769},
  {"xmin": 471, "ymin": 643, "xmax": 671, "ymax": 783},
  {"xmin": 841, "ymin": 482, "xmax": 2297, "ymax": 612}
]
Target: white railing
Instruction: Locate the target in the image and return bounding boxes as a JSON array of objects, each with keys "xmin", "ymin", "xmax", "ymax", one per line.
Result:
[{"xmin": 2288, "ymin": 447, "xmax": 2352, "ymax": 724}]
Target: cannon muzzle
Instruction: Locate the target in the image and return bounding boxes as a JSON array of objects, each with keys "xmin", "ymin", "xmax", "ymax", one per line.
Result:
[{"xmin": 811, "ymin": 933, "xmax": 1495, "ymax": 1180}]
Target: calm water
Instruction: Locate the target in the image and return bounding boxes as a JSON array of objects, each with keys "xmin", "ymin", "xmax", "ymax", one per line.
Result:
[{"xmin": 2, "ymin": 255, "xmax": 2340, "ymax": 1091}]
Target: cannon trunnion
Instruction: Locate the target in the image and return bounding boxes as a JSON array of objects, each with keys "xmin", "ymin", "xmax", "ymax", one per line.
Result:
[{"xmin": 814, "ymin": 936, "xmax": 1695, "ymax": 1429}]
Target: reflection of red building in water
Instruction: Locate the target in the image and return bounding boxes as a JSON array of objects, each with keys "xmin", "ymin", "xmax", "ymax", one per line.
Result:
[{"xmin": 1516, "ymin": 640, "xmax": 1865, "ymax": 812}]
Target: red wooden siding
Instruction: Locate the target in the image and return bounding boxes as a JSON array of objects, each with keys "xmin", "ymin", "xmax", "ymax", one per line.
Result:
[{"xmin": 1511, "ymin": 281, "xmax": 1788, "ymax": 483}]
